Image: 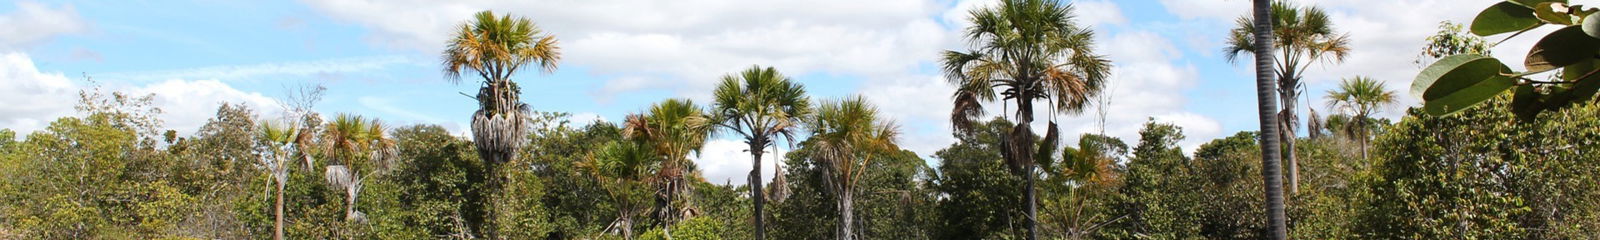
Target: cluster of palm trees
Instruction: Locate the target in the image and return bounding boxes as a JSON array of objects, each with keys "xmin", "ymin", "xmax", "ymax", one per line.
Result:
[
  {"xmin": 435, "ymin": 0, "xmax": 1400, "ymax": 239},
  {"xmin": 253, "ymin": 113, "xmax": 397, "ymax": 240},
  {"xmin": 439, "ymin": 10, "xmax": 903, "ymax": 239}
]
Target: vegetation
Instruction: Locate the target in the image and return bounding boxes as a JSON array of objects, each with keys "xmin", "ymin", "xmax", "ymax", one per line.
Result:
[
  {"xmin": 1226, "ymin": 0, "xmax": 1351, "ymax": 194},
  {"xmin": 1323, "ymin": 76, "xmax": 1397, "ymax": 159},
  {"xmin": 940, "ymin": 0, "xmax": 1110, "ymax": 238},
  {"xmin": 709, "ymin": 66, "xmax": 810, "ymax": 240},
  {"xmin": 3, "ymin": 1, "xmax": 1598, "ymax": 239}
]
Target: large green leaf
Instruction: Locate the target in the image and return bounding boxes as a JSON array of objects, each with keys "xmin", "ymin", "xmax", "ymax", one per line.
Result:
[
  {"xmin": 1526, "ymin": 26, "xmax": 1600, "ymax": 72},
  {"xmin": 1424, "ymin": 75, "xmax": 1517, "ymax": 116},
  {"xmin": 1473, "ymin": 1, "xmax": 1543, "ymax": 36},
  {"xmin": 1413, "ymin": 54, "xmax": 1502, "ymax": 100}
]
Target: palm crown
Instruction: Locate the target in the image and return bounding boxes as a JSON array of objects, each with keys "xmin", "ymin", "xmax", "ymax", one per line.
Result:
[
  {"xmin": 622, "ymin": 99, "xmax": 713, "ymax": 223},
  {"xmin": 941, "ymin": 0, "xmax": 1110, "ymax": 133}
]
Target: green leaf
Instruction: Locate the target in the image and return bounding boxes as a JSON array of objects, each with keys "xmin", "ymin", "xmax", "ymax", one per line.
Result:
[
  {"xmin": 1534, "ymin": 2, "xmax": 1575, "ymax": 25},
  {"xmin": 1424, "ymin": 75, "xmax": 1517, "ymax": 116},
  {"xmin": 1473, "ymin": 1, "xmax": 1543, "ymax": 36},
  {"xmin": 1413, "ymin": 54, "xmax": 1505, "ymax": 100},
  {"xmin": 1563, "ymin": 59, "xmax": 1600, "ymax": 103},
  {"xmin": 1526, "ymin": 26, "xmax": 1600, "ymax": 72}
]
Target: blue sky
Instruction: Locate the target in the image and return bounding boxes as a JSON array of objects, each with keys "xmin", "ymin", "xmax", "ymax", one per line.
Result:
[{"xmin": 0, "ymin": 0, "xmax": 1545, "ymax": 184}]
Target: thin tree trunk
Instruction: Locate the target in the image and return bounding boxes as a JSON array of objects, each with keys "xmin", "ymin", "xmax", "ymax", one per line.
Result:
[
  {"xmin": 750, "ymin": 140, "xmax": 767, "ymax": 240},
  {"xmin": 1252, "ymin": 0, "xmax": 1289, "ymax": 238},
  {"xmin": 275, "ymin": 179, "xmax": 285, "ymax": 240}
]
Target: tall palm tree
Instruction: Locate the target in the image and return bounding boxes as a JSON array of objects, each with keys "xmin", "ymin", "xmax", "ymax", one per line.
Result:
[
  {"xmin": 941, "ymin": 0, "xmax": 1110, "ymax": 238},
  {"xmin": 441, "ymin": 10, "xmax": 559, "ymax": 238},
  {"xmin": 1225, "ymin": 1, "xmax": 1350, "ymax": 194},
  {"xmin": 622, "ymin": 99, "xmax": 713, "ymax": 234},
  {"xmin": 258, "ymin": 121, "xmax": 298, "ymax": 240},
  {"xmin": 586, "ymin": 140, "xmax": 658, "ymax": 240},
  {"xmin": 804, "ymin": 96, "xmax": 898, "ymax": 240},
  {"xmin": 1324, "ymin": 76, "xmax": 1396, "ymax": 159},
  {"xmin": 710, "ymin": 65, "xmax": 811, "ymax": 240},
  {"xmin": 1245, "ymin": 0, "xmax": 1289, "ymax": 238},
  {"xmin": 320, "ymin": 113, "xmax": 396, "ymax": 223}
]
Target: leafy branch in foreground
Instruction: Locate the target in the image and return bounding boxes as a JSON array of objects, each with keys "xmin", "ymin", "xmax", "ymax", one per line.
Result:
[{"xmin": 1415, "ymin": 0, "xmax": 1600, "ymax": 119}]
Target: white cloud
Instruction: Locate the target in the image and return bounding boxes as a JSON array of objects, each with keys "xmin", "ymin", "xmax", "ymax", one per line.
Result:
[
  {"xmin": 857, "ymin": 74, "xmax": 958, "ymax": 158},
  {"xmin": 0, "ymin": 52, "xmax": 284, "ymax": 138},
  {"xmin": 129, "ymin": 79, "xmax": 283, "ymax": 136},
  {"xmin": 692, "ymin": 139, "xmax": 785, "ymax": 186},
  {"xmin": 1159, "ymin": 0, "xmax": 1248, "ymax": 21},
  {"xmin": 100, "ymin": 55, "xmax": 418, "ymax": 83},
  {"xmin": 1045, "ymin": 30, "xmax": 1219, "ymax": 154},
  {"xmin": 299, "ymin": 0, "xmax": 946, "ymax": 101},
  {"xmin": 0, "ymin": 1, "xmax": 88, "ymax": 49},
  {"xmin": 0, "ymin": 52, "xmax": 78, "ymax": 135},
  {"xmin": 1074, "ymin": 0, "xmax": 1127, "ymax": 27}
]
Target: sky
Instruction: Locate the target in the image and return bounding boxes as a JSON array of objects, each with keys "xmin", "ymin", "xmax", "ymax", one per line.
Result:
[{"xmin": 0, "ymin": 0, "xmax": 1571, "ymax": 185}]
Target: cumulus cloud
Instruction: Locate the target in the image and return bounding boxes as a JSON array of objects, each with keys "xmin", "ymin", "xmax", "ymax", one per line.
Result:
[
  {"xmin": 128, "ymin": 79, "xmax": 283, "ymax": 136},
  {"xmin": 1061, "ymin": 30, "xmax": 1219, "ymax": 154},
  {"xmin": 0, "ymin": 52, "xmax": 78, "ymax": 135},
  {"xmin": 0, "ymin": 1, "xmax": 88, "ymax": 49},
  {"xmin": 299, "ymin": 0, "xmax": 946, "ymax": 101},
  {"xmin": 1, "ymin": 52, "xmax": 284, "ymax": 138}
]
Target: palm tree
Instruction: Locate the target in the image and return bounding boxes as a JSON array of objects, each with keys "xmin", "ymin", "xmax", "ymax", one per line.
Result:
[
  {"xmin": 320, "ymin": 113, "xmax": 396, "ymax": 223},
  {"xmin": 1245, "ymin": 0, "xmax": 1289, "ymax": 238},
  {"xmin": 586, "ymin": 140, "xmax": 658, "ymax": 239},
  {"xmin": 441, "ymin": 10, "xmax": 559, "ymax": 238},
  {"xmin": 710, "ymin": 65, "xmax": 811, "ymax": 240},
  {"xmin": 258, "ymin": 121, "xmax": 298, "ymax": 240},
  {"xmin": 940, "ymin": 0, "xmax": 1110, "ymax": 238},
  {"xmin": 1324, "ymin": 76, "xmax": 1396, "ymax": 159},
  {"xmin": 622, "ymin": 99, "xmax": 713, "ymax": 234},
  {"xmin": 804, "ymin": 96, "xmax": 898, "ymax": 240},
  {"xmin": 1225, "ymin": 1, "xmax": 1350, "ymax": 194}
]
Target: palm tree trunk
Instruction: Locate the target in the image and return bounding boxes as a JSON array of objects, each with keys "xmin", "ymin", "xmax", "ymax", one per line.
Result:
[
  {"xmin": 623, "ymin": 208, "xmax": 635, "ymax": 240},
  {"xmin": 1026, "ymin": 163, "xmax": 1038, "ymax": 240},
  {"xmin": 838, "ymin": 190, "xmax": 854, "ymax": 240},
  {"xmin": 275, "ymin": 179, "xmax": 285, "ymax": 240},
  {"xmin": 1280, "ymin": 75, "xmax": 1300, "ymax": 195},
  {"xmin": 750, "ymin": 140, "xmax": 767, "ymax": 240},
  {"xmin": 1017, "ymin": 93, "xmax": 1038, "ymax": 240},
  {"xmin": 1252, "ymin": 0, "xmax": 1289, "ymax": 238},
  {"xmin": 1281, "ymin": 114, "xmax": 1298, "ymax": 194}
]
